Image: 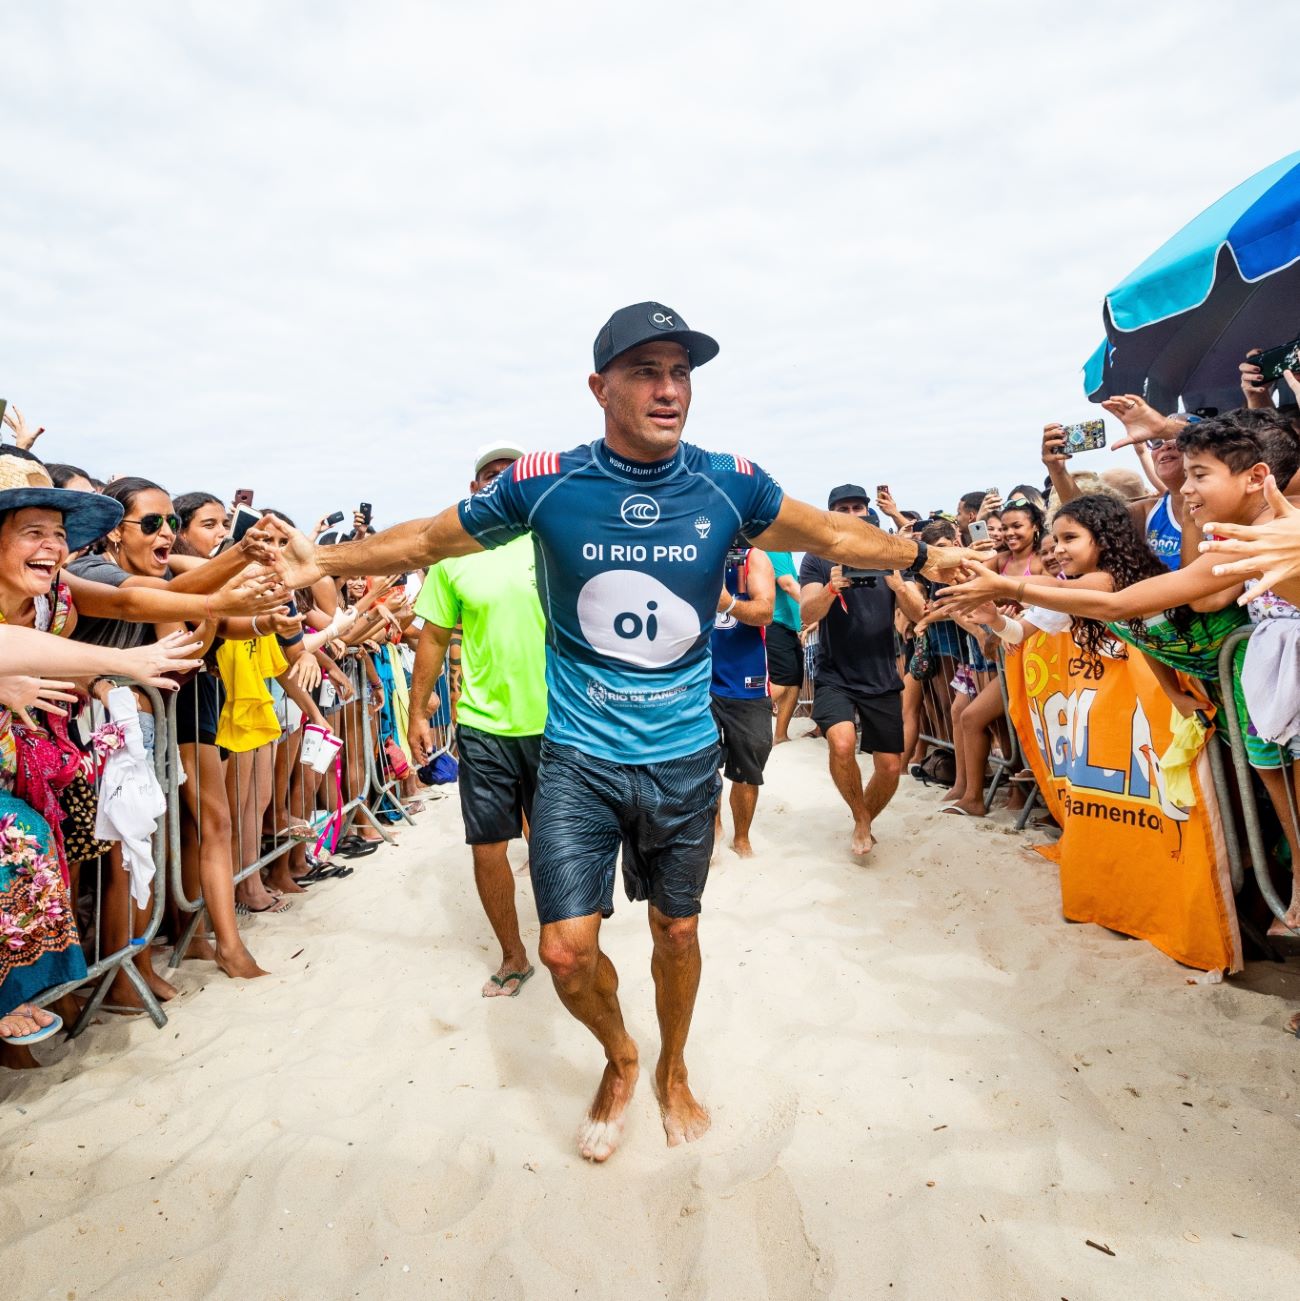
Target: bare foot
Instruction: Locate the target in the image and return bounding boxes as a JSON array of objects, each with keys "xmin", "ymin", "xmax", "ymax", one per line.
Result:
[
  {"xmin": 773, "ymin": 733, "xmax": 789, "ymax": 746},
  {"xmin": 655, "ymin": 1063, "xmax": 710, "ymax": 1147},
  {"xmin": 577, "ymin": 1048, "xmax": 639, "ymax": 1163},
  {"xmin": 731, "ymin": 836, "xmax": 754, "ymax": 858},
  {"xmin": 184, "ymin": 934, "xmax": 219, "ymax": 962},
  {"xmin": 481, "ymin": 955, "xmax": 532, "ymax": 998},
  {"xmin": 851, "ymin": 818, "xmax": 875, "ymax": 857},
  {"xmin": 143, "ymin": 966, "xmax": 178, "ymax": 1003},
  {"xmin": 0, "ymin": 1003, "xmax": 56, "ymax": 1040},
  {"xmin": 1266, "ymin": 908, "xmax": 1300, "ymax": 938},
  {"xmin": 265, "ymin": 864, "xmax": 308, "ymax": 895},
  {"xmin": 215, "ymin": 941, "xmax": 268, "ymax": 979},
  {"xmin": 1286, "ymin": 1010, "xmax": 1300, "ymax": 1036},
  {"xmin": 940, "ymin": 785, "xmax": 963, "ymax": 804}
]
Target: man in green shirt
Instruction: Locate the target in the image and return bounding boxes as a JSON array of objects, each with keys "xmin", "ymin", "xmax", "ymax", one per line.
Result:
[{"xmin": 409, "ymin": 443, "xmax": 548, "ymax": 997}]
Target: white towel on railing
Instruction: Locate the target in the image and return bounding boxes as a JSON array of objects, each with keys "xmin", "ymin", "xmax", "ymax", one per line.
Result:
[
  {"xmin": 94, "ymin": 687, "xmax": 166, "ymax": 908},
  {"xmin": 1240, "ymin": 618, "xmax": 1300, "ymax": 746}
]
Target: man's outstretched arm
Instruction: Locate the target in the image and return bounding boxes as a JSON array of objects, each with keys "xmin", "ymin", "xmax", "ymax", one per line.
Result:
[
  {"xmin": 752, "ymin": 496, "xmax": 976, "ymax": 579},
  {"xmin": 281, "ymin": 506, "xmax": 484, "ymax": 587}
]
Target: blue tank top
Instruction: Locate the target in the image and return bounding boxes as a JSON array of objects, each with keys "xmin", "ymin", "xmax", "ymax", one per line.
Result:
[
  {"xmin": 711, "ymin": 549, "xmax": 769, "ymax": 700},
  {"xmin": 1145, "ymin": 494, "xmax": 1182, "ymax": 571},
  {"xmin": 458, "ymin": 439, "xmax": 784, "ymax": 762}
]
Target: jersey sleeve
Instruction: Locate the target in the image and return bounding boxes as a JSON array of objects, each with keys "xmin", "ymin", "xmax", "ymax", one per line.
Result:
[
  {"xmin": 456, "ymin": 463, "xmax": 532, "ymax": 550},
  {"xmin": 414, "ymin": 561, "xmax": 461, "ymax": 630},
  {"xmin": 736, "ymin": 460, "xmax": 784, "ymax": 539}
]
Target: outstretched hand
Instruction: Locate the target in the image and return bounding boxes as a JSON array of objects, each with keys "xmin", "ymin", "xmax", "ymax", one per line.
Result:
[
  {"xmin": 1199, "ymin": 474, "xmax": 1300, "ymax": 603},
  {"xmin": 274, "ymin": 526, "xmax": 325, "ymax": 590},
  {"xmin": 1101, "ymin": 394, "xmax": 1178, "ymax": 449},
  {"xmin": 918, "ymin": 546, "xmax": 991, "ymax": 583},
  {"xmin": 0, "ymin": 676, "xmax": 78, "ymax": 727},
  {"xmin": 120, "ymin": 631, "xmax": 205, "ymax": 689},
  {"xmin": 925, "ymin": 563, "xmax": 1007, "ymax": 615}
]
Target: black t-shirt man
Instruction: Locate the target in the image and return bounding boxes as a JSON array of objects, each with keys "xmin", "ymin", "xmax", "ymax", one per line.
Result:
[{"xmin": 798, "ymin": 554, "xmax": 901, "ymax": 697}]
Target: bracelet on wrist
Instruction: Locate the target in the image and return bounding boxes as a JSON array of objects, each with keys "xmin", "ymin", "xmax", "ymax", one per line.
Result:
[{"xmin": 721, "ymin": 594, "xmax": 738, "ymax": 617}]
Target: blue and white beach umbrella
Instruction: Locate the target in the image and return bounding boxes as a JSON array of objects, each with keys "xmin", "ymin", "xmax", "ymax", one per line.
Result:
[{"xmin": 1084, "ymin": 151, "xmax": 1300, "ymax": 414}]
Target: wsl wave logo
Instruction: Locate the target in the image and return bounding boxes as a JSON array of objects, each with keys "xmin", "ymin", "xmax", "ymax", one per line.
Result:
[{"xmin": 620, "ymin": 494, "xmax": 660, "ymax": 528}]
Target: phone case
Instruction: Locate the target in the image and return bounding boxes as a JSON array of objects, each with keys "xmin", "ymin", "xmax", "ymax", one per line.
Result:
[{"xmin": 1061, "ymin": 419, "xmax": 1106, "ymax": 454}]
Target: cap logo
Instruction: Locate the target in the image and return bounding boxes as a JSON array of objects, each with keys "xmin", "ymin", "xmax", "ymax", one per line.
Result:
[
  {"xmin": 649, "ymin": 311, "xmax": 676, "ymax": 330},
  {"xmin": 620, "ymin": 494, "xmax": 660, "ymax": 527}
]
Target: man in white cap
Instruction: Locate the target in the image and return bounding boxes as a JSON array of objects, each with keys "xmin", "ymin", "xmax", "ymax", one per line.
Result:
[{"xmin": 407, "ymin": 443, "xmax": 548, "ymax": 998}]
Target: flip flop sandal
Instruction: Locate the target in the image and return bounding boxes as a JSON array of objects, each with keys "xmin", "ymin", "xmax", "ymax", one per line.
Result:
[
  {"xmin": 484, "ymin": 967, "xmax": 534, "ymax": 998},
  {"xmin": 2, "ymin": 1010, "xmax": 63, "ymax": 1045},
  {"xmin": 339, "ymin": 840, "xmax": 380, "ymax": 858},
  {"xmin": 235, "ymin": 898, "xmax": 294, "ymax": 917}
]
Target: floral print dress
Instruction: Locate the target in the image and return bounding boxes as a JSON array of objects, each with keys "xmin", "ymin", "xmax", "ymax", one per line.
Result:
[
  {"xmin": 0, "ymin": 583, "xmax": 88, "ymax": 1014},
  {"xmin": 0, "ymin": 788, "xmax": 87, "ymax": 1013}
]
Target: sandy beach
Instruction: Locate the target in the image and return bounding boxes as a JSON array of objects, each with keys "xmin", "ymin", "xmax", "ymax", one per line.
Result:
[{"xmin": 3, "ymin": 732, "xmax": 1298, "ymax": 1300}]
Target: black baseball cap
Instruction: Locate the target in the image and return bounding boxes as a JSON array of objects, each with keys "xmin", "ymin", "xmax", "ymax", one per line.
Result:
[
  {"xmin": 592, "ymin": 301, "xmax": 720, "ymax": 373},
  {"xmin": 827, "ymin": 483, "xmax": 870, "ymax": 509}
]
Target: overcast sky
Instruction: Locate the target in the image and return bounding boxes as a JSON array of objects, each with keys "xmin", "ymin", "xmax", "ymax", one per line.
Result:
[{"xmin": 3, "ymin": 2, "xmax": 1298, "ymax": 531}]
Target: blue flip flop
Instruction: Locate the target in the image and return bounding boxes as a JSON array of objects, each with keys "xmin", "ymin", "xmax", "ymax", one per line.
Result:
[{"xmin": 3, "ymin": 1010, "xmax": 62, "ymax": 1046}]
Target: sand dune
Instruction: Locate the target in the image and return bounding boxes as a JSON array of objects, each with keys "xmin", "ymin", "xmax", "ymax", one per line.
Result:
[{"xmin": 3, "ymin": 734, "xmax": 1298, "ymax": 1299}]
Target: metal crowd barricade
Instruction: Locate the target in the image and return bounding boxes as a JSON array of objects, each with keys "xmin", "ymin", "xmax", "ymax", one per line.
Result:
[
  {"xmin": 167, "ymin": 654, "xmax": 395, "ymax": 966},
  {"xmin": 1214, "ymin": 626, "xmax": 1300, "ymax": 937},
  {"xmin": 34, "ymin": 680, "xmax": 174, "ymax": 1034}
]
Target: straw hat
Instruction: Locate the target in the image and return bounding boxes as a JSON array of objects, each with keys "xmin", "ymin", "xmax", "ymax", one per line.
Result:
[{"xmin": 0, "ymin": 448, "xmax": 123, "ymax": 551}]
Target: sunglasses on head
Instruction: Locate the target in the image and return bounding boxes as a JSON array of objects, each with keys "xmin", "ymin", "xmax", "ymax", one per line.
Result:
[{"xmin": 121, "ymin": 513, "xmax": 179, "ymax": 536}]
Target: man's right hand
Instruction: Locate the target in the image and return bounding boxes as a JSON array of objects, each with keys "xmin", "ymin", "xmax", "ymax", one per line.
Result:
[
  {"xmin": 276, "ymin": 527, "xmax": 325, "ymax": 590},
  {"xmin": 827, "ymin": 565, "xmax": 852, "ymax": 593},
  {"xmin": 408, "ymin": 716, "xmax": 433, "ymax": 766},
  {"xmin": 919, "ymin": 546, "xmax": 987, "ymax": 582}
]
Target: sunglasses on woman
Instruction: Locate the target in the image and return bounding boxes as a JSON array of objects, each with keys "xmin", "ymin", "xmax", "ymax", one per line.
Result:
[{"xmin": 121, "ymin": 513, "xmax": 180, "ymax": 536}]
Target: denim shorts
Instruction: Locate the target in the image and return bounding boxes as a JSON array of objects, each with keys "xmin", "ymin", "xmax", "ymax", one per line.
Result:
[{"xmin": 528, "ymin": 739, "xmax": 721, "ymax": 925}]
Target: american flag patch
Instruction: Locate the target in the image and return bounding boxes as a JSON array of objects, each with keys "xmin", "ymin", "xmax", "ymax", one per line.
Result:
[
  {"xmin": 707, "ymin": 451, "xmax": 754, "ymax": 475},
  {"xmin": 512, "ymin": 451, "xmax": 561, "ymax": 482}
]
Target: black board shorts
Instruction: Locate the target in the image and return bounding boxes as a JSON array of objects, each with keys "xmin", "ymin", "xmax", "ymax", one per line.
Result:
[
  {"xmin": 811, "ymin": 681, "xmax": 904, "ymax": 754},
  {"xmin": 765, "ymin": 621, "xmax": 803, "ymax": 688},
  {"xmin": 710, "ymin": 694, "xmax": 773, "ymax": 786},
  {"xmin": 456, "ymin": 724, "xmax": 542, "ymax": 845},
  {"xmin": 528, "ymin": 739, "xmax": 722, "ymax": 925}
]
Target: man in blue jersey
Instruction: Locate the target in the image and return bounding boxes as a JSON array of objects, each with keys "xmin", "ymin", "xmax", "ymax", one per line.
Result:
[
  {"xmin": 710, "ymin": 544, "xmax": 776, "ymax": 857},
  {"xmin": 278, "ymin": 301, "xmax": 978, "ymax": 1163}
]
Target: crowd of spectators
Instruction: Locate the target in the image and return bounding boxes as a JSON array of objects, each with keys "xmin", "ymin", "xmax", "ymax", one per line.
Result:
[
  {"xmin": 0, "ymin": 406, "xmax": 431, "ymax": 1055},
  {"xmin": 4, "ymin": 338, "xmax": 1300, "ymax": 1057}
]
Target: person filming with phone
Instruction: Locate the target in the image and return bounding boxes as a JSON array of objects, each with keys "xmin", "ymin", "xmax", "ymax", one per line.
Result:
[{"xmin": 799, "ymin": 485, "xmax": 925, "ymax": 858}]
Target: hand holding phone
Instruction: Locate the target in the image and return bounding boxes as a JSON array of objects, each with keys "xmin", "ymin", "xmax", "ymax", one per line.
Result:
[{"xmin": 968, "ymin": 519, "xmax": 991, "ymax": 545}]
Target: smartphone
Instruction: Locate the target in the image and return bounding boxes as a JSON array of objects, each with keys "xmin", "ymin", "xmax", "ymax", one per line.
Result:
[
  {"xmin": 325, "ymin": 510, "xmax": 344, "ymax": 527},
  {"xmin": 1060, "ymin": 419, "xmax": 1106, "ymax": 456},
  {"xmin": 1252, "ymin": 336, "xmax": 1300, "ymax": 383},
  {"xmin": 230, "ymin": 504, "xmax": 261, "ymax": 542},
  {"xmin": 968, "ymin": 519, "xmax": 990, "ymax": 544},
  {"xmin": 233, "ymin": 488, "xmax": 255, "ymax": 507},
  {"xmin": 359, "ymin": 502, "xmax": 373, "ymax": 526}
]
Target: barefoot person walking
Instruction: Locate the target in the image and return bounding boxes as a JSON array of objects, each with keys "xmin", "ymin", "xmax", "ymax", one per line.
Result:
[
  {"xmin": 276, "ymin": 302, "xmax": 977, "ymax": 1162},
  {"xmin": 710, "ymin": 544, "xmax": 775, "ymax": 858},
  {"xmin": 406, "ymin": 442, "xmax": 546, "ymax": 1000}
]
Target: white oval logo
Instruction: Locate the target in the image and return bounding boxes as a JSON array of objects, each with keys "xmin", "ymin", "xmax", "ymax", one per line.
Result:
[
  {"xmin": 620, "ymin": 494, "xmax": 660, "ymax": 528},
  {"xmin": 577, "ymin": 570, "xmax": 702, "ymax": 668}
]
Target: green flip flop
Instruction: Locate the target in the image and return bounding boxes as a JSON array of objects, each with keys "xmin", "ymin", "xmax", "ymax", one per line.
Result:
[{"xmin": 485, "ymin": 966, "xmax": 534, "ymax": 997}]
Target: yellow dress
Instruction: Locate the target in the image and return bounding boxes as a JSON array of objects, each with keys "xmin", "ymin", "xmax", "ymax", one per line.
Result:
[{"xmin": 214, "ymin": 637, "xmax": 288, "ymax": 753}]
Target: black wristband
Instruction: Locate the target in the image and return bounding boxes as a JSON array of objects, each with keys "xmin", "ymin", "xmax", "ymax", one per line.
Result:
[{"xmin": 912, "ymin": 539, "xmax": 929, "ymax": 573}]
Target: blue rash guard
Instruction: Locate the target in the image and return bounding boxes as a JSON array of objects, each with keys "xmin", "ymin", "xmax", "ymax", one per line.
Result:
[{"xmin": 458, "ymin": 438, "xmax": 785, "ymax": 764}]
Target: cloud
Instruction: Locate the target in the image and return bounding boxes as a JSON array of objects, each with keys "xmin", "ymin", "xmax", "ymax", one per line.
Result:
[{"xmin": 2, "ymin": 0, "xmax": 1298, "ymax": 525}]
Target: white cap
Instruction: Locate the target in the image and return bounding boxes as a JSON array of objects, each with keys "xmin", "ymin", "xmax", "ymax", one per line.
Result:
[{"xmin": 474, "ymin": 442, "xmax": 526, "ymax": 476}]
